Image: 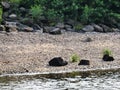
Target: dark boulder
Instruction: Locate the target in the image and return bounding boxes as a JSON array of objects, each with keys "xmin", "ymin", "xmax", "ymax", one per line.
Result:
[
  {"xmin": 102, "ymin": 54, "xmax": 114, "ymax": 61},
  {"xmin": 99, "ymin": 24, "xmax": 113, "ymax": 32},
  {"xmin": 78, "ymin": 59, "xmax": 90, "ymax": 65},
  {"xmin": 49, "ymin": 57, "xmax": 68, "ymax": 66}
]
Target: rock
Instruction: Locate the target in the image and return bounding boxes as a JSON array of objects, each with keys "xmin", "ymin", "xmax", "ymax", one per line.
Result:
[
  {"xmin": 6, "ymin": 26, "xmax": 17, "ymax": 32},
  {"xmin": 64, "ymin": 19, "xmax": 75, "ymax": 28},
  {"xmin": 9, "ymin": 14, "xmax": 17, "ymax": 19},
  {"xmin": 0, "ymin": 25, "xmax": 5, "ymax": 31},
  {"xmin": 78, "ymin": 59, "xmax": 90, "ymax": 65},
  {"xmin": 43, "ymin": 26, "xmax": 55, "ymax": 33},
  {"xmin": 64, "ymin": 24, "xmax": 74, "ymax": 31},
  {"xmin": 19, "ymin": 7, "xmax": 26, "ymax": 12},
  {"xmin": 112, "ymin": 28, "xmax": 120, "ymax": 32},
  {"xmin": 100, "ymin": 24, "xmax": 113, "ymax": 32},
  {"xmin": 49, "ymin": 57, "xmax": 68, "ymax": 66},
  {"xmin": 23, "ymin": 26, "xmax": 34, "ymax": 32},
  {"xmin": 102, "ymin": 54, "xmax": 114, "ymax": 61},
  {"xmin": 55, "ymin": 23, "xmax": 64, "ymax": 29},
  {"xmin": 83, "ymin": 37, "xmax": 92, "ymax": 42},
  {"xmin": 4, "ymin": 21, "xmax": 18, "ymax": 32},
  {"xmin": 82, "ymin": 25, "xmax": 94, "ymax": 32},
  {"xmin": 1, "ymin": 2, "xmax": 10, "ymax": 10},
  {"xmin": 49, "ymin": 28, "xmax": 62, "ymax": 35},
  {"xmin": 16, "ymin": 23, "xmax": 34, "ymax": 32},
  {"xmin": 92, "ymin": 24, "xmax": 103, "ymax": 32}
]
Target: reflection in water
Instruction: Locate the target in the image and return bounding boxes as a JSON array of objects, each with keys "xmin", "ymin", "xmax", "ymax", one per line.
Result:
[{"xmin": 0, "ymin": 73, "xmax": 120, "ymax": 90}]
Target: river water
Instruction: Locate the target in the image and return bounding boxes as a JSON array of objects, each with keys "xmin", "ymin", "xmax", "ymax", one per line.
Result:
[{"xmin": 0, "ymin": 72, "xmax": 120, "ymax": 90}]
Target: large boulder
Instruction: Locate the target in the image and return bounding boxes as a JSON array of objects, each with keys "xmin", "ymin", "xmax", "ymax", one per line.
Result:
[
  {"xmin": 78, "ymin": 59, "xmax": 90, "ymax": 65},
  {"xmin": 49, "ymin": 57, "xmax": 68, "ymax": 66},
  {"xmin": 82, "ymin": 25, "xmax": 94, "ymax": 32},
  {"xmin": 102, "ymin": 54, "xmax": 114, "ymax": 61}
]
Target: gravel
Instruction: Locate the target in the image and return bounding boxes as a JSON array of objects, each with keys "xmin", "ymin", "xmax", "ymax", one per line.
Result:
[{"xmin": 0, "ymin": 31, "xmax": 120, "ymax": 75}]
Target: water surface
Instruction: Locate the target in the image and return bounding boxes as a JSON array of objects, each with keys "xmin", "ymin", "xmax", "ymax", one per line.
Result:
[{"xmin": 0, "ymin": 73, "xmax": 120, "ymax": 90}]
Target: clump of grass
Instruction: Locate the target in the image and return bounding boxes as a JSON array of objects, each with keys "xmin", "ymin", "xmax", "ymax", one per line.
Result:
[
  {"xmin": 103, "ymin": 49, "xmax": 112, "ymax": 56},
  {"xmin": 70, "ymin": 54, "xmax": 80, "ymax": 62}
]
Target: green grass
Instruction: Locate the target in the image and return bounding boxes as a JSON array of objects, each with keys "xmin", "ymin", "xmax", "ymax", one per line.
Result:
[
  {"xmin": 103, "ymin": 49, "xmax": 112, "ymax": 56},
  {"xmin": 70, "ymin": 54, "xmax": 80, "ymax": 63}
]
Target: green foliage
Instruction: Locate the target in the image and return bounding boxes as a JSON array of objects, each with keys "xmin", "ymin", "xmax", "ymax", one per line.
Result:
[
  {"xmin": 30, "ymin": 5, "xmax": 43, "ymax": 21},
  {"xmin": 74, "ymin": 23, "xmax": 84, "ymax": 31},
  {"xmin": 6, "ymin": 0, "xmax": 120, "ymax": 26},
  {"xmin": 103, "ymin": 49, "xmax": 112, "ymax": 56},
  {"xmin": 70, "ymin": 54, "xmax": 80, "ymax": 63},
  {"xmin": 0, "ymin": 7, "xmax": 2, "ymax": 23},
  {"xmin": 9, "ymin": 0, "xmax": 21, "ymax": 4}
]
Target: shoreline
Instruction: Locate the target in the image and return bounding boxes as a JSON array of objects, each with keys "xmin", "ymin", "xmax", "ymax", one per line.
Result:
[{"xmin": 0, "ymin": 31, "xmax": 120, "ymax": 76}]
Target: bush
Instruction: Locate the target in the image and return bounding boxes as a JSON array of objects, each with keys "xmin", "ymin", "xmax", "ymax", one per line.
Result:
[
  {"xmin": 70, "ymin": 54, "xmax": 80, "ymax": 63},
  {"xmin": 3, "ymin": 0, "xmax": 120, "ymax": 26},
  {"xmin": 0, "ymin": 7, "xmax": 2, "ymax": 23},
  {"xmin": 30, "ymin": 5, "xmax": 43, "ymax": 22},
  {"xmin": 103, "ymin": 49, "xmax": 112, "ymax": 56}
]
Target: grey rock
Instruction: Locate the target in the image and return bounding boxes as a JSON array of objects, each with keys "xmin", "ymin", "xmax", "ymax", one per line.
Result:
[
  {"xmin": 43, "ymin": 26, "xmax": 55, "ymax": 33},
  {"xmin": 92, "ymin": 24, "xmax": 103, "ymax": 32},
  {"xmin": 0, "ymin": 25, "xmax": 5, "ymax": 31},
  {"xmin": 49, "ymin": 28, "xmax": 62, "ymax": 35},
  {"xmin": 55, "ymin": 23, "xmax": 64, "ymax": 29},
  {"xmin": 1, "ymin": 2, "xmax": 10, "ymax": 10},
  {"xmin": 17, "ymin": 23, "xmax": 34, "ymax": 32},
  {"xmin": 82, "ymin": 25, "xmax": 94, "ymax": 32},
  {"xmin": 112, "ymin": 28, "xmax": 120, "ymax": 32},
  {"xmin": 9, "ymin": 14, "xmax": 17, "ymax": 19}
]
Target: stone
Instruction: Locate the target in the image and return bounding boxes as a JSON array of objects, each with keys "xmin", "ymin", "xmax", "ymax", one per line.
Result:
[
  {"xmin": 82, "ymin": 25, "xmax": 94, "ymax": 32},
  {"xmin": 112, "ymin": 28, "xmax": 120, "ymax": 32},
  {"xmin": 100, "ymin": 24, "xmax": 113, "ymax": 32},
  {"xmin": 102, "ymin": 54, "xmax": 114, "ymax": 61},
  {"xmin": 43, "ymin": 26, "xmax": 54, "ymax": 33},
  {"xmin": 0, "ymin": 25, "xmax": 5, "ymax": 31},
  {"xmin": 78, "ymin": 59, "xmax": 90, "ymax": 65},
  {"xmin": 6, "ymin": 27, "xmax": 17, "ymax": 32},
  {"xmin": 9, "ymin": 14, "xmax": 17, "ymax": 19},
  {"xmin": 83, "ymin": 37, "xmax": 92, "ymax": 42},
  {"xmin": 55, "ymin": 23, "xmax": 64, "ymax": 29},
  {"xmin": 92, "ymin": 24, "xmax": 103, "ymax": 32},
  {"xmin": 23, "ymin": 26, "xmax": 34, "ymax": 32},
  {"xmin": 14, "ymin": 22, "xmax": 34, "ymax": 32},
  {"xmin": 1, "ymin": 2, "xmax": 10, "ymax": 10},
  {"xmin": 4, "ymin": 21, "xmax": 18, "ymax": 32},
  {"xmin": 49, "ymin": 57, "xmax": 68, "ymax": 66},
  {"xmin": 49, "ymin": 28, "xmax": 62, "ymax": 35}
]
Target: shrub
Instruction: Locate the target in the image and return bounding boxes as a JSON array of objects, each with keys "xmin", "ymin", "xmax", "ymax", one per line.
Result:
[
  {"xmin": 70, "ymin": 54, "xmax": 80, "ymax": 63},
  {"xmin": 0, "ymin": 7, "xmax": 2, "ymax": 23},
  {"xmin": 30, "ymin": 5, "xmax": 43, "ymax": 21},
  {"xmin": 103, "ymin": 49, "xmax": 112, "ymax": 56}
]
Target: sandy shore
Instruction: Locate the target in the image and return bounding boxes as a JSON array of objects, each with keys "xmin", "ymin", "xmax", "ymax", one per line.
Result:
[{"xmin": 0, "ymin": 31, "xmax": 120, "ymax": 75}]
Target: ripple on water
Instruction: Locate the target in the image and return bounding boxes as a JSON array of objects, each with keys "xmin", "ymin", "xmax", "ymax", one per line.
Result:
[{"xmin": 0, "ymin": 73, "xmax": 120, "ymax": 90}]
